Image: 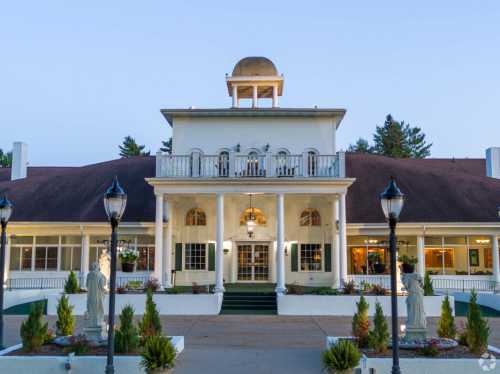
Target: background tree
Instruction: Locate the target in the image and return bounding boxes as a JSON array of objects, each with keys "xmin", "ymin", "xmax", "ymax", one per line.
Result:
[
  {"xmin": 368, "ymin": 302, "xmax": 389, "ymax": 353},
  {"xmin": 119, "ymin": 136, "xmax": 150, "ymax": 158},
  {"xmin": 465, "ymin": 290, "xmax": 490, "ymax": 354},
  {"xmin": 437, "ymin": 294, "xmax": 456, "ymax": 339},
  {"xmin": 139, "ymin": 288, "xmax": 162, "ymax": 340},
  {"xmin": 160, "ymin": 137, "xmax": 172, "ymax": 154},
  {"xmin": 56, "ymin": 294, "xmax": 75, "ymax": 336},
  {"xmin": 352, "ymin": 295, "xmax": 370, "ymax": 347},
  {"xmin": 347, "ymin": 138, "xmax": 372, "ymax": 154},
  {"xmin": 0, "ymin": 149, "xmax": 12, "ymax": 167}
]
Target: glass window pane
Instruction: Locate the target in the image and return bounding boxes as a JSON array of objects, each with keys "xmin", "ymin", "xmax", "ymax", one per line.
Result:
[
  {"xmin": 425, "ymin": 236, "xmax": 442, "ymax": 246},
  {"xmin": 46, "ymin": 247, "xmax": 58, "ymax": 270},
  {"xmin": 469, "ymin": 236, "xmax": 492, "ymax": 246},
  {"xmin": 61, "ymin": 247, "xmax": 72, "ymax": 271},
  {"xmin": 137, "ymin": 247, "xmax": 149, "ymax": 271},
  {"xmin": 21, "ymin": 247, "xmax": 32, "ymax": 270},
  {"xmin": 72, "ymin": 247, "xmax": 81, "ymax": 271},
  {"xmin": 137, "ymin": 235, "xmax": 154, "ymax": 245},
  {"xmin": 61, "ymin": 236, "xmax": 82, "ymax": 245},
  {"xmin": 90, "ymin": 236, "xmax": 108, "ymax": 244},
  {"xmin": 300, "ymin": 243, "xmax": 322, "ymax": 271},
  {"xmin": 9, "ymin": 247, "xmax": 21, "ymax": 271},
  {"xmin": 35, "ymin": 247, "xmax": 46, "ymax": 270},
  {"xmin": 36, "ymin": 236, "xmax": 59, "ymax": 245},
  {"xmin": 348, "ymin": 236, "xmax": 366, "ymax": 246},
  {"xmin": 349, "ymin": 247, "xmax": 366, "ymax": 274},
  {"xmin": 185, "ymin": 243, "xmax": 206, "ymax": 270},
  {"xmin": 11, "ymin": 236, "xmax": 33, "ymax": 245},
  {"xmin": 148, "ymin": 248, "xmax": 155, "ymax": 271},
  {"xmin": 453, "ymin": 245, "xmax": 468, "ymax": 275},
  {"xmin": 444, "ymin": 236, "xmax": 466, "ymax": 245}
]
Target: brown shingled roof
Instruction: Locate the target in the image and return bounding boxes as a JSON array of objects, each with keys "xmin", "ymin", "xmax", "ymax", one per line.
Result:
[{"xmin": 0, "ymin": 154, "xmax": 498, "ymax": 224}]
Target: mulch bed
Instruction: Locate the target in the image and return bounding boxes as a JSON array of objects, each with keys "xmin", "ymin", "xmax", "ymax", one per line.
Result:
[
  {"xmin": 7, "ymin": 343, "xmax": 141, "ymax": 356},
  {"xmin": 361, "ymin": 345, "xmax": 488, "ymax": 359}
]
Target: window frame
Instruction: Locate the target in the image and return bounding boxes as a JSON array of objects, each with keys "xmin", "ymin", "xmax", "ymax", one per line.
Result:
[
  {"xmin": 184, "ymin": 242, "xmax": 208, "ymax": 271},
  {"xmin": 299, "ymin": 208, "xmax": 321, "ymax": 227},
  {"xmin": 299, "ymin": 242, "xmax": 323, "ymax": 272},
  {"xmin": 185, "ymin": 208, "xmax": 207, "ymax": 226}
]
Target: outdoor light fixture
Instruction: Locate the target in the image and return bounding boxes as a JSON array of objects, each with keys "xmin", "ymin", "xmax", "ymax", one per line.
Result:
[
  {"xmin": 0, "ymin": 195, "xmax": 13, "ymax": 349},
  {"xmin": 476, "ymin": 239, "xmax": 491, "ymax": 245},
  {"xmin": 380, "ymin": 178, "xmax": 405, "ymax": 374},
  {"xmin": 246, "ymin": 194, "xmax": 256, "ymax": 238},
  {"xmin": 103, "ymin": 177, "xmax": 127, "ymax": 374},
  {"xmin": 497, "ymin": 205, "xmax": 500, "ymax": 218}
]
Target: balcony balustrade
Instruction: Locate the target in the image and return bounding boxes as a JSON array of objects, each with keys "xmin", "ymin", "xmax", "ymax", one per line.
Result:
[{"xmin": 156, "ymin": 151, "xmax": 346, "ymax": 178}]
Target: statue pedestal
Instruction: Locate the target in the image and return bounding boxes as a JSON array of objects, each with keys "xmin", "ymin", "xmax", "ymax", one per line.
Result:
[
  {"xmin": 404, "ymin": 327, "xmax": 427, "ymax": 341},
  {"xmin": 84, "ymin": 326, "xmax": 106, "ymax": 345}
]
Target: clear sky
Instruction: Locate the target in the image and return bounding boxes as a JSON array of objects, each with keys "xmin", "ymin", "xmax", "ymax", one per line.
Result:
[{"xmin": 1, "ymin": 1, "xmax": 499, "ymax": 166}]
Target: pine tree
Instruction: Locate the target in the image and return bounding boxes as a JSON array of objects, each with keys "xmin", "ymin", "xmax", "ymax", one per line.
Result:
[
  {"xmin": 368, "ymin": 302, "xmax": 390, "ymax": 353},
  {"xmin": 465, "ymin": 290, "xmax": 490, "ymax": 354},
  {"xmin": 139, "ymin": 288, "xmax": 162, "ymax": 340},
  {"xmin": 56, "ymin": 294, "xmax": 75, "ymax": 336},
  {"xmin": 423, "ymin": 272, "xmax": 434, "ymax": 296},
  {"xmin": 20, "ymin": 302, "xmax": 49, "ymax": 352},
  {"xmin": 119, "ymin": 136, "xmax": 150, "ymax": 158},
  {"xmin": 64, "ymin": 271, "xmax": 80, "ymax": 294},
  {"xmin": 437, "ymin": 294, "xmax": 456, "ymax": 339},
  {"xmin": 0, "ymin": 149, "xmax": 12, "ymax": 167},
  {"xmin": 347, "ymin": 138, "xmax": 373, "ymax": 154},
  {"xmin": 115, "ymin": 305, "xmax": 140, "ymax": 353},
  {"xmin": 352, "ymin": 295, "xmax": 370, "ymax": 347},
  {"xmin": 160, "ymin": 137, "xmax": 173, "ymax": 154}
]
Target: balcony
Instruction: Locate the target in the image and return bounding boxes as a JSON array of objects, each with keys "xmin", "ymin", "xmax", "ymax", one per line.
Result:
[{"xmin": 156, "ymin": 151, "xmax": 346, "ymax": 179}]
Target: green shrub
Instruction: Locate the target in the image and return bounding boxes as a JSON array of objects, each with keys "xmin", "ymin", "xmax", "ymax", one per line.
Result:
[
  {"xmin": 423, "ymin": 272, "xmax": 434, "ymax": 296},
  {"xmin": 437, "ymin": 295, "xmax": 456, "ymax": 339},
  {"xmin": 64, "ymin": 271, "xmax": 80, "ymax": 294},
  {"xmin": 140, "ymin": 335, "xmax": 176, "ymax": 372},
  {"xmin": 465, "ymin": 290, "xmax": 490, "ymax": 354},
  {"xmin": 417, "ymin": 341, "xmax": 439, "ymax": 357},
  {"xmin": 322, "ymin": 339, "xmax": 361, "ymax": 373},
  {"xmin": 115, "ymin": 305, "xmax": 140, "ymax": 353},
  {"xmin": 368, "ymin": 302, "xmax": 390, "ymax": 353},
  {"xmin": 20, "ymin": 302, "xmax": 49, "ymax": 352},
  {"xmin": 343, "ymin": 280, "xmax": 356, "ymax": 295},
  {"xmin": 56, "ymin": 294, "xmax": 75, "ymax": 336},
  {"xmin": 352, "ymin": 295, "xmax": 370, "ymax": 348},
  {"xmin": 139, "ymin": 288, "xmax": 162, "ymax": 340}
]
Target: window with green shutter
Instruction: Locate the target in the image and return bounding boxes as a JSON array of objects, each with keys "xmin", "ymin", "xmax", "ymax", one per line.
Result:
[
  {"xmin": 324, "ymin": 243, "xmax": 332, "ymax": 272},
  {"xmin": 291, "ymin": 243, "xmax": 298, "ymax": 272},
  {"xmin": 208, "ymin": 243, "xmax": 215, "ymax": 271},
  {"xmin": 175, "ymin": 243, "xmax": 183, "ymax": 271}
]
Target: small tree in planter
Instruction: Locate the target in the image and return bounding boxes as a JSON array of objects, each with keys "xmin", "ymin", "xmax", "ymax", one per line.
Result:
[
  {"xmin": 465, "ymin": 290, "xmax": 490, "ymax": 354},
  {"xmin": 352, "ymin": 295, "xmax": 369, "ymax": 347},
  {"xmin": 139, "ymin": 288, "xmax": 162, "ymax": 340},
  {"xmin": 437, "ymin": 294, "xmax": 456, "ymax": 339},
  {"xmin": 423, "ymin": 272, "xmax": 434, "ymax": 296},
  {"xmin": 322, "ymin": 339, "xmax": 361, "ymax": 374},
  {"xmin": 115, "ymin": 305, "xmax": 140, "ymax": 353},
  {"xmin": 119, "ymin": 246, "xmax": 139, "ymax": 272},
  {"xmin": 368, "ymin": 302, "xmax": 389, "ymax": 354},
  {"xmin": 20, "ymin": 302, "xmax": 50, "ymax": 352},
  {"xmin": 56, "ymin": 294, "xmax": 75, "ymax": 336},
  {"xmin": 64, "ymin": 271, "xmax": 80, "ymax": 294},
  {"xmin": 398, "ymin": 255, "xmax": 418, "ymax": 274},
  {"xmin": 140, "ymin": 335, "xmax": 176, "ymax": 374}
]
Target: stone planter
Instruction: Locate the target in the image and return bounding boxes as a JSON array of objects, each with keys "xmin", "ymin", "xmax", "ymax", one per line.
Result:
[
  {"xmin": 147, "ymin": 368, "xmax": 173, "ymax": 374},
  {"xmin": 121, "ymin": 262, "xmax": 135, "ymax": 272},
  {"xmin": 327, "ymin": 370, "xmax": 355, "ymax": 374}
]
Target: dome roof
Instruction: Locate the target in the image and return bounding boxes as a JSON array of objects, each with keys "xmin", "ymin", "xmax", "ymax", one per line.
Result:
[{"xmin": 232, "ymin": 57, "xmax": 278, "ymax": 77}]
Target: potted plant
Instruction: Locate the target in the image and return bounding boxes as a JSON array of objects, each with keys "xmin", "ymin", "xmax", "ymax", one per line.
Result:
[
  {"xmin": 322, "ymin": 339, "xmax": 361, "ymax": 374},
  {"xmin": 368, "ymin": 252, "xmax": 386, "ymax": 274},
  {"xmin": 398, "ymin": 254, "xmax": 418, "ymax": 273},
  {"xmin": 140, "ymin": 335, "xmax": 176, "ymax": 373},
  {"xmin": 119, "ymin": 246, "xmax": 139, "ymax": 272}
]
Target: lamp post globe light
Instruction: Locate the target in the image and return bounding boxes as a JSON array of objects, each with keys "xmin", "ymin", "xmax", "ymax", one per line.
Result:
[
  {"xmin": 103, "ymin": 177, "xmax": 127, "ymax": 374},
  {"xmin": 380, "ymin": 178, "xmax": 405, "ymax": 374},
  {"xmin": 0, "ymin": 195, "xmax": 13, "ymax": 349}
]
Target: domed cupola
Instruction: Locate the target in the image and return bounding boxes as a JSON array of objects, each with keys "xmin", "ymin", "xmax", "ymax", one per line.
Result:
[{"xmin": 226, "ymin": 57, "xmax": 284, "ymax": 108}]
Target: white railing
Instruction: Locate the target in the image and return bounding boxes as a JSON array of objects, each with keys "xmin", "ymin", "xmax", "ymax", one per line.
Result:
[
  {"xmin": 431, "ymin": 275, "xmax": 498, "ymax": 293},
  {"xmin": 156, "ymin": 152, "xmax": 345, "ymax": 178},
  {"xmin": 345, "ymin": 275, "xmax": 391, "ymax": 289}
]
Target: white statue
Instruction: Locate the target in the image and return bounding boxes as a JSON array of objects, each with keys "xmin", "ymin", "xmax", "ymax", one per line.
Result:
[
  {"xmin": 84, "ymin": 262, "xmax": 106, "ymax": 343},
  {"xmin": 402, "ymin": 272, "xmax": 427, "ymax": 340},
  {"xmin": 98, "ymin": 249, "xmax": 110, "ymax": 289}
]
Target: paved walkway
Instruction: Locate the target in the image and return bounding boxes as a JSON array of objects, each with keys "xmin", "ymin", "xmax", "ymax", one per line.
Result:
[{"xmin": 4, "ymin": 315, "xmax": 500, "ymax": 373}]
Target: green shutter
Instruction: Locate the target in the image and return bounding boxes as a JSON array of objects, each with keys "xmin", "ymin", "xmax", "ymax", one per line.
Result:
[
  {"xmin": 175, "ymin": 243, "xmax": 183, "ymax": 271},
  {"xmin": 291, "ymin": 243, "xmax": 299, "ymax": 272},
  {"xmin": 324, "ymin": 243, "xmax": 332, "ymax": 272},
  {"xmin": 208, "ymin": 243, "xmax": 215, "ymax": 271}
]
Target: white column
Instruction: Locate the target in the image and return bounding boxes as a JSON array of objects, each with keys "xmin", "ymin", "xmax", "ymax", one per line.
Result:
[
  {"xmin": 252, "ymin": 85, "xmax": 258, "ymax": 108},
  {"xmin": 272, "ymin": 84, "xmax": 278, "ymax": 108},
  {"xmin": 214, "ymin": 193, "xmax": 225, "ymax": 293},
  {"xmin": 276, "ymin": 193, "xmax": 286, "ymax": 294},
  {"xmin": 81, "ymin": 234, "xmax": 90, "ymax": 280},
  {"xmin": 163, "ymin": 198, "xmax": 173, "ymax": 288},
  {"xmin": 338, "ymin": 193, "xmax": 348, "ymax": 285},
  {"xmin": 4, "ymin": 235, "xmax": 10, "ymax": 283},
  {"xmin": 417, "ymin": 236, "xmax": 425, "ymax": 278},
  {"xmin": 332, "ymin": 197, "xmax": 340, "ymax": 288},
  {"xmin": 492, "ymin": 236, "xmax": 500, "ymax": 284},
  {"xmin": 154, "ymin": 193, "xmax": 164, "ymax": 286},
  {"xmin": 232, "ymin": 85, "xmax": 238, "ymax": 108}
]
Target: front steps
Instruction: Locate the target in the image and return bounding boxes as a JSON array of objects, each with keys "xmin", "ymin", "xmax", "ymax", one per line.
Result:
[{"xmin": 220, "ymin": 292, "xmax": 277, "ymax": 315}]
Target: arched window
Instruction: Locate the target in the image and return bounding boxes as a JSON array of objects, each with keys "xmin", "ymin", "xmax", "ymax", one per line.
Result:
[
  {"xmin": 239, "ymin": 208, "xmax": 267, "ymax": 226},
  {"xmin": 307, "ymin": 150, "xmax": 318, "ymax": 176},
  {"xmin": 300, "ymin": 209, "xmax": 321, "ymax": 226},
  {"xmin": 186, "ymin": 208, "xmax": 206, "ymax": 226},
  {"xmin": 218, "ymin": 151, "xmax": 229, "ymax": 177}
]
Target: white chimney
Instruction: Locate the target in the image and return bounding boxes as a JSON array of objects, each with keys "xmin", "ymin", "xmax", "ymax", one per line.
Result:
[
  {"xmin": 486, "ymin": 147, "xmax": 500, "ymax": 179},
  {"xmin": 11, "ymin": 142, "xmax": 28, "ymax": 180}
]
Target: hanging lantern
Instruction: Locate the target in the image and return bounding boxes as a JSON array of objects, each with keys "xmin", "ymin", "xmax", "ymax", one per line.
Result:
[{"xmin": 247, "ymin": 194, "xmax": 256, "ymax": 238}]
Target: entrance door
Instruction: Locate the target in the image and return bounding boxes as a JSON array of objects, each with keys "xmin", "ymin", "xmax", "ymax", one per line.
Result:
[{"xmin": 237, "ymin": 243, "xmax": 270, "ymax": 281}]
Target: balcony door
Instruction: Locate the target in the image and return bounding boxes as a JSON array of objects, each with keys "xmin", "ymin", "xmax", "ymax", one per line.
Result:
[{"xmin": 237, "ymin": 243, "xmax": 270, "ymax": 282}]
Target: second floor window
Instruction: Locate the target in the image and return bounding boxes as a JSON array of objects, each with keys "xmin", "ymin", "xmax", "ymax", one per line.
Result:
[{"xmin": 186, "ymin": 208, "xmax": 206, "ymax": 226}]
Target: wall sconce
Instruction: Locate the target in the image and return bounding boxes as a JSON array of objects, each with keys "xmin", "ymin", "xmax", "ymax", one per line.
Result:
[
  {"xmin": 223, "ymin": 248, "xmax": 230, "ymax": 255},
  {"xmin": 476, "ymin": 239, "xmax": 490, "ymax": 244},
  {"xmin": 285, "ymin": 246, "xmax": 288, "ymax": 256}
]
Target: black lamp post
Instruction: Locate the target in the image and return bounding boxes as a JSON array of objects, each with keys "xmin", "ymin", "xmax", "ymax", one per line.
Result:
[
  {"xmin": 380, "ymin": 178, "xmax": 405, "ymax": 374},
  {"xmin": 103, "ymin": 177, "xmax": 127, "ymax": 374},
  {"xmin": 0, "ymin": 195, "xmax": 13, "ymax": 349}
]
